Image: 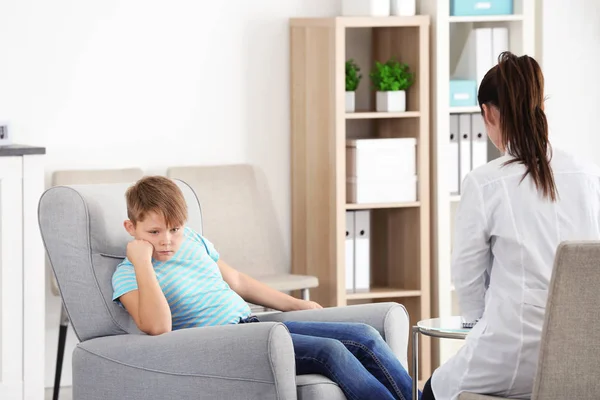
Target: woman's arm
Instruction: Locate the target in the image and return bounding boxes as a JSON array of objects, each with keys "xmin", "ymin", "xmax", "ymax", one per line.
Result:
[
  {"xmin": 217, "ymin": 259, "xmax": 322, "ymax": 311},
  {"xmin": 452, "ymin": 174, "xmax": 492, "ymax": 322}
]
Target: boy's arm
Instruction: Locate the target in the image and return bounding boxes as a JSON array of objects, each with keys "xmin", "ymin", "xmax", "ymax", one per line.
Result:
[
  {"xmin": 119, "ymin": 240, "xmax": 172, "ymax": 335},
  {"xmin": 217, "ymin": 259, "xmax": 322, "ymax": 311}
]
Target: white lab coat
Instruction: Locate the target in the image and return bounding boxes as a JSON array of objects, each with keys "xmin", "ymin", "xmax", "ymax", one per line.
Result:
[{"xmin": 432, "ymin": 148, "xmax": 600, "ymax": 400}]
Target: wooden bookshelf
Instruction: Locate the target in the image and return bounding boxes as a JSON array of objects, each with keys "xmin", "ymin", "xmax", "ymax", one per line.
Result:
[{"xmin": 290, "ymin": 15, "xmax": 432, "ymax": 380}]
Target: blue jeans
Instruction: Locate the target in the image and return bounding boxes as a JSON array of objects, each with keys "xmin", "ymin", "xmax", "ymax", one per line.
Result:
[{"xmin": 241, "ymin": 317, "xmax": 418, "ymax": 400}]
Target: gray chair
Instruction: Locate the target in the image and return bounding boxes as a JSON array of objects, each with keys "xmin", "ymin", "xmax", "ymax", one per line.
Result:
[
  {"xmin": 48, "ymin": 168, "xmax": 144, "ymax": 400},
  {"xmin": 167, "ymin": 164, "xmax": 318, "ymax": 304},
  {"xmin": 38, "ymin": 179, "xmax": 411, "ymax": 400},
  {"xmin": 459, "ymin": 241, "xmax": 600, "ymax": 400}
]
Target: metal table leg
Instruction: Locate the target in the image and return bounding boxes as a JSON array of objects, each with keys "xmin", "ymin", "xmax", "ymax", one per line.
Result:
[
  {"xmin": 301, "ymin": 288, "xmax": 310, "ymax": 301},
  {"xmin": 412, "ymin": 326, "xmax": 419, "ymax": 400}
]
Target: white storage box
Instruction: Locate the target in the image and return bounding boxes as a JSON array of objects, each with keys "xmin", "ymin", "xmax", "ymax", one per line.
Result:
[
  {"xmin": 342, "ymin": 0, "xmax": 391, "ymax": 16},
  {"xmin": 346, "ymin": 138, "xmax": 417, "ymax": 179},
  {"xmin": 347, "ymin": 175, "xmax": 417, "ymax": 203}
]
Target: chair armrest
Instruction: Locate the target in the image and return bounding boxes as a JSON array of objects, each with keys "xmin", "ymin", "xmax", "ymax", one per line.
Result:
[
  {"xmin": 256, "ymin": 274, "xmax": 319, "ymax": 292},
  {"xmin": 73, "ymin": 322, "xmax": 297, "ymax": 400},
  {"xmin": 258, "ymin": 302, "xmax": 410, "ymax": 369}
]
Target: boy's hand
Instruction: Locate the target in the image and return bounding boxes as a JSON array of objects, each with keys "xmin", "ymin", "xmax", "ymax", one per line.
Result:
[
  {"xmin": 294, "ymin": 299, "xmax": 323, "ymax": 311},
  {"xmin": 127, "ymin": 239, "xmax": 154, "ymax": 267}
]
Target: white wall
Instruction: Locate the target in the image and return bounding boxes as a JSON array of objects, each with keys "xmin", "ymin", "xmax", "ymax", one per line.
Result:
[
  {"xmin": 0, "ymin": 0, "xmax": 341, "ymax": 388},
  {"xmin": 542, "ymin": 0, "xmax": 600, "ymax": 164}
]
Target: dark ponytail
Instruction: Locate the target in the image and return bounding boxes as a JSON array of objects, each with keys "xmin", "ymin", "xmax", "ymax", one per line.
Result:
[{"xmin": 478, "ymin": 51, "xmax": 557, "ymax": 202}]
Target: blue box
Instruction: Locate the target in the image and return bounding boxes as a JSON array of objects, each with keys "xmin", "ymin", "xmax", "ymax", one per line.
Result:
[
  {"xmin": 451, "ymin": 0, "xmax": 513, "ymax": 16},
  {"xmin": 450, "ymin": 80, "xmax": 477, "ymax": 107}
]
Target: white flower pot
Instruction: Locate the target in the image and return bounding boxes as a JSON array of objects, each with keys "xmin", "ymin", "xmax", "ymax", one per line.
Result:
[
  {"xmin": 391, "ymin": 0, "xmax": 416, "ymax": 16},
  {"xmin": 345, "ymin": 91, "xmax": 356, "ymax": 113},
  {"xmin": 376, "ymin": 90, "xmax": 406, "ymax": 112},
  {"xmin": 342, "ymin": 0, "xmax": 390, "ymax": 17}
]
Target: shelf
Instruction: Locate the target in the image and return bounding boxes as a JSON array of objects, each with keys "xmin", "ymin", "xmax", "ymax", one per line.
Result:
[
  {"xmin": 346, "ymin": 288, "xmax": 422, "ymax": 300},
  {"xmin": 450, "ymin": 195, "xmax": 461, "ymax": 202},
  {"xmin": 290, "ymin": 16, "xmax": 430, "ymax": 28},
  {"xmin": 346, "ymin": 201, "xmax": 420, "ymax": 210},
  {"xmin": 449, "ymin": 106, "xmax": 480, "ymax": 114},
  {"xmin": 449, "ymin": 14, "xmax": 524, "ymax": 23},
  {"xmin": 338, "ymin": 16, "xmax": 430, "ymax": 28},
  {"xmin": 346, "ymin": 111, "xmax": 421, "ymax": 120}
]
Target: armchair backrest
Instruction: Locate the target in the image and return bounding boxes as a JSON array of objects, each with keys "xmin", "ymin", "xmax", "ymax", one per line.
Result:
[
  {"xmin": 532, "ymin": 241, "xmax": 600, "ymax": 399},
  {"xmin": 38, "ymin": 179, "xmax": 203, "ymax": 341},
  {"xmin": 48, "ymin": 168, "xmax": 144, "ymax": 297}
]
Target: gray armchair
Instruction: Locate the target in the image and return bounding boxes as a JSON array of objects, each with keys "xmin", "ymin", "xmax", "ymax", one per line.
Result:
[{"xmin": 38, "ymin": 179, "xmax": 411, "ymax": 400}]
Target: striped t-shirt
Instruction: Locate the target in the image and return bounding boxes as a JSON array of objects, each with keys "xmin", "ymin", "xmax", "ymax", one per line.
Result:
[{"xmin": 112, "ymin": 227, "xmax": 251, "ymax": 330}]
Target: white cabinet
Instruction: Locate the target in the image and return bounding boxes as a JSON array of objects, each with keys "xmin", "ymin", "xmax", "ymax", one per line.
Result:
[{"xmin": 0, "ymin": 146, "xmax": 45, "ymax": 400}]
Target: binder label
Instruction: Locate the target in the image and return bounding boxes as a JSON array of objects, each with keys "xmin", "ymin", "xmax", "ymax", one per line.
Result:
[{"xmin": 475, "ymin": 2, "xmax": 492, "ymax": 9}]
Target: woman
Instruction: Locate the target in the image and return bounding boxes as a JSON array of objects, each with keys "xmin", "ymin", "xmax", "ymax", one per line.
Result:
[{"xmin": 422, "ymin": 52, "xmax": 600, "ymax": 400}]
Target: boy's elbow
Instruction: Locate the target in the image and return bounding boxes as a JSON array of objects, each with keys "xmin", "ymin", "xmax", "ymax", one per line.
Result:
[
  {"xmin": 145, "ymin": 324, "xmax": 172, "ymax": 336},
  {"xmin": 140, "ymin": 320, "xmax": 172, "ymax": 336}
]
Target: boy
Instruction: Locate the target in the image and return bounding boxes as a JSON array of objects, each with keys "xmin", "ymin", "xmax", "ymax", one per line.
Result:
[{"xmin": 112, "ymin": 176, "xmax": 416, "ymax": 400}]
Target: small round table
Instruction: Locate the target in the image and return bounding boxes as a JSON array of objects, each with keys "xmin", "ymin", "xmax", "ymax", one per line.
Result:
[{"xmin": 412, "ymin": 317, "xmax": 471, "ymax": 400}]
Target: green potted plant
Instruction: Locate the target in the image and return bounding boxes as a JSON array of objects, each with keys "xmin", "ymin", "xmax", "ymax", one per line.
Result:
[
  {"xmin": 369, "ymin": 58, "xmax": 415, "ymax": 112},
  {"xmin": 345, "ymin": 59, "xmax": 362, "ymax": 113}
]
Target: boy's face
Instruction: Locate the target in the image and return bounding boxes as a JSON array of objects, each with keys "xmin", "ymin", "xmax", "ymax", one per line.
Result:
[{"xmin": 124, "ymin": 211, "xmax": 184, "ymax": 262}]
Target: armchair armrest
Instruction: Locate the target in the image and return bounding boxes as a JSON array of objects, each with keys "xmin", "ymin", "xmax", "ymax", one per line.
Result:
[
  {"xmin": 259, "ymin": 302, "xmax": 410, "ymax": 369},
  {"xmin": 73, "ymin": 322, "xmax": 297, "ymax": 400}
]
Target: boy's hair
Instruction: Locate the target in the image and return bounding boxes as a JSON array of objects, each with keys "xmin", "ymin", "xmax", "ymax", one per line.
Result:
[{"xmin": 125, "ymin": 176, "xmax": 187, "ymax": 227}]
